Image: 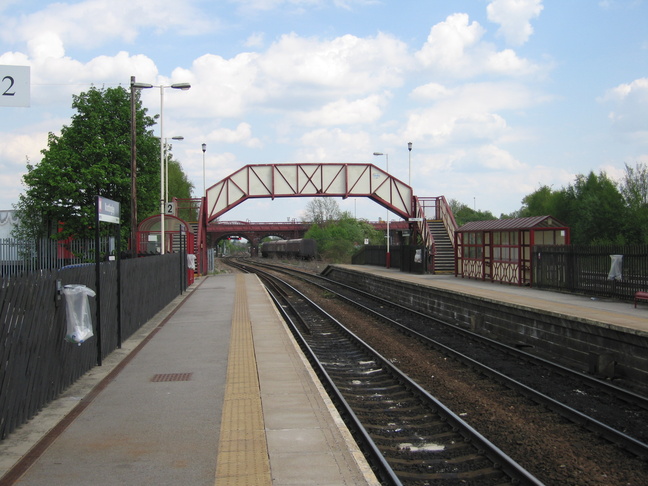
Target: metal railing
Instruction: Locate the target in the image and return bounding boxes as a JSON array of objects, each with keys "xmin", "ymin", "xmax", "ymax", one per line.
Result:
[
  {"xmin": 533, "ymin": 244, "xmax": 648, "ymax": 300},
  {"xmin": 0, "ymin": 237, "xmax": 114, "ymax": 277}
]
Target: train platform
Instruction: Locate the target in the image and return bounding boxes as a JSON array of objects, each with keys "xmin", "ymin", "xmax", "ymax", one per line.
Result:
[
  {"xmin": 330, "ymin": 264, "xmax": 648, "ymax": 336},
  {"xmin": 0, "ymin": 274, "xmax": 378, "ymax": 486}
]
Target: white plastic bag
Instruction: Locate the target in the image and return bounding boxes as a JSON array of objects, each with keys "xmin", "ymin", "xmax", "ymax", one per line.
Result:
[{"xmin": 63, "ymin": 284, "xmax": 96, "ymax": 344}]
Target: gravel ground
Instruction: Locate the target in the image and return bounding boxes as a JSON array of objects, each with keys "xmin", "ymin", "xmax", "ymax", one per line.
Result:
[{"xmin": 243, "ymin": 257, "xmax": 648, "ymax": 486}]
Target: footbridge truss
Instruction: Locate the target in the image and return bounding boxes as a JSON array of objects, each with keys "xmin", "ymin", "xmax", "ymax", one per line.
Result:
[
  {"xmin": 205, "ymin": 163, "xmax": 414, "ymax": 222},
  {"xmin": 195, "ymin": 163, "xmax": 445, "ymax": 275}
]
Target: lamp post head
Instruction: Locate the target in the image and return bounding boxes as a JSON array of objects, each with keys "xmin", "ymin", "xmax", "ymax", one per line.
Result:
[
  {"xmin": 171, "ymin": 83, "xmax": 191, "ymax": 90},
  {"xmin": 373, "ymin": 152, "xmax": 383, "ymax": 156},
  {"xmin": 408, "ymin": 142, "xmax": 412, "ymax": 151},
  {"xmin": 131, "ymin": 82, "xmax": 153, "ymax": 89},
  {"xmin": 172, "ymin": 136, "xmax": 184, "ymax": 141},
  {"xmin": 202, "ymin": 143, "xmax": 207, "ymax": 153}
]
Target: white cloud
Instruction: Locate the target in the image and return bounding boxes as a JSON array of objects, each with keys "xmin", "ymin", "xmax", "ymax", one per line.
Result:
[
  {"xmin": 1, "ymin": 0, "xmax": 213, "ymax": 51},
  {"xmin": 411, "ymin": 83, "xmax": 453, "ymax": 101},
  {"xmin": 207, "ymin": 123, "xmax": 263, "ymax": 147},
  {"xmin": 295, "ymin": 94, "xmax": 387, "ymax": 126},
  {"xmin": 600, "ymin": 77, "xmax": 648, "ymax": 102},
  {"xmin": 231, "ymin": 0, "xmax": 315, "ymax": 12},
  {"xmin": 403, "ymin": 82, "xmax": 544, "ymax": 147},
  {"xmin": 260, "ymin": 32, "xmax": 408, "ymax": 98},
  {"xmin": 298, "ymin": 128, "xmax": 372, "ymax": 162},
  {"xmin": 599, "ymin": 78, "xmax": 648, "ymax": 136},
  {"xmin": 415, "ymin": 13, "xmax": 484, "ymax": 71},
  {"xmin": 415, "ymin": 152, "xmax": 573, "ymax": 215},
  {"xmin": 230, "ymin": 0, "xmax": 374, "ymax": 12},
  {"xmin": 487, "ymin": 0, "xmax": 544, "ymax": 46},
  {"xmin": 405, "ymin": 110, "xmax": 509, "ymax": 147},
  {"xmin": 181, "ymin": 52, "xmax": 263, "ymax": 118},
  {"xmin": 477, "ymin": 144, "xmax": 524, "ymax": 170},
  {"xmin": 0, "ymin": 131, "xmax": 49, "ymax": 207},
  {"xmin": 244, "ymin": 32, "xmax": 266, "ymax": 48},
  {"xmin": 28, "ymin": 32, "xmax": 65, "ymax": 59},
  {"xmin": 415, "ymin": 13, "xmax": 540, "ymax": 78}
]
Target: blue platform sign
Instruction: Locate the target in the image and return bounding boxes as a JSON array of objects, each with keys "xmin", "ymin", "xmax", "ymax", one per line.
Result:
[{"xmin": 97, "ymin": 196, "xmax": 120, "ymax": 224}]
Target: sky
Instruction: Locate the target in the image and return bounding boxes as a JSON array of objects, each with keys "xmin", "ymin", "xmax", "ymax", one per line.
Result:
[{"xmin": 1, "ymin": 0, "xmax": 647, "ymax": 223}]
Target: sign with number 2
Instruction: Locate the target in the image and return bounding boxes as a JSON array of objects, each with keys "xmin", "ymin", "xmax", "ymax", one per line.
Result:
[{"xmin": 1, "ymin": 65, "xmax": 30, "ymax": 107}]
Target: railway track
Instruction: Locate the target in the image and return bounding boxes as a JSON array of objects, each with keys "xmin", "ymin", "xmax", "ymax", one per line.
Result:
[
  {"xmin": 227, "ymin": 259, "xmax": 543, "ymax": 485},
  {"xmin": 243, "ymin": 258, "xmax": 648, "ymax": 455},
  {"xmin": 226, "ymin": 258, "xmax": 648, "ymax": 484}
]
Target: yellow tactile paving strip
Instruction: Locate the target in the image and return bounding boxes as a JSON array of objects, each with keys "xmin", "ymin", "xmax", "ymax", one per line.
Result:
[{"xmin": 215, "ymin": 274, "xmax": 272, "ymax": 486}]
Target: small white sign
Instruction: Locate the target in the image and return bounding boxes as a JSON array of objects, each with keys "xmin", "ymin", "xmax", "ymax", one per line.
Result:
[
  {"xmin": 165, "ymin": 201, "xmax": 176, "ymax": 215},
  {"xmin": 408, "ymin": 218, "xmax": 423, "ymax": 222},
  {"xmin": 0, "ymin": 65, "xmax": 30, "ymax": 107}
]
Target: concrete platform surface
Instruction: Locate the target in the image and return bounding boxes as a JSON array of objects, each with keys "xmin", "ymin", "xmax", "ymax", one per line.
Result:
[
  {"xmin": 333, "ymin": 264, "xmax": 648, "ymax": 336},
  {"xmin": 0, "ymin": 274, "xmax": 377, "ymax": 486}
]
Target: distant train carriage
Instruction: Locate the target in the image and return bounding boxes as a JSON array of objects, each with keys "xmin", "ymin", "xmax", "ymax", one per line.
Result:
[{"xmin": 260, "ymin": 238, "xmax": 317, "ymax": 260}]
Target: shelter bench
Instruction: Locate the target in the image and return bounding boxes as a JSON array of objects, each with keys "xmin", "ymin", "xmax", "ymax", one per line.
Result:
[{"xmin": 634, "ymin": 291, "xmax": 648, "ymax": 308}]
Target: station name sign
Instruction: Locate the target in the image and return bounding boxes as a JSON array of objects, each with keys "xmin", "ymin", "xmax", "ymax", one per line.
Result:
[{"xmin": 97, "ymin": 196, "xmax": 120, "ymax": 224}]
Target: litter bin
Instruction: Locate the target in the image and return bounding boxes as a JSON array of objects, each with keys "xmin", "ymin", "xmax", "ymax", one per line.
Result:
[{"xmin": 62, "ymin": 284, "xmax": 96, "ymax": 344}]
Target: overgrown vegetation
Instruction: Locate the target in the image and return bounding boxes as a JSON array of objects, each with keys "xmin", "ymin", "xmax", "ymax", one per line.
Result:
[
  {"xmin": 303, "ymin": 199, "xmax": 382, "ymax": 263},
  {"xmin": 451, "ymin": 163, "xmax": 648, "ymax": 245}
]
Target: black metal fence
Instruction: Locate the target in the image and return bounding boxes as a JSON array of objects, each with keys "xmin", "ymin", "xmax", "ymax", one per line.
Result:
[
  {"xmin": 0, "ymin": 252, "xmax": 185, "ymax": 440},
  {"xmin": 352, "ymin": 245, "xmax": 428, "ymax": 274},
  {"xmin": 533, "ymin": 244, "xmax": 648, "ymax": 300},
  {"xmin": 0, "ymin": 237, "xmax": 114, "ymax": 277}
]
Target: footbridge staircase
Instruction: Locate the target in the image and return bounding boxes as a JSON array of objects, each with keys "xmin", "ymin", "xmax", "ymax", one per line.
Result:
[{"xmin": 411, "ymin": 196, "xmax": 458, "ymax": 274}]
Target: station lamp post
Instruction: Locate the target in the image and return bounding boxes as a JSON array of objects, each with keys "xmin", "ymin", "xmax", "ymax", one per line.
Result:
[
  {"xmin": 408, "ymin": 142, "xmax": 412, "ymax": 187},
  {"xmin": 202, "ymin": 143, "xmax": 207, "ymax": 196},
  {"xmin": 373, "ymin": 151, "xmax": 390, "ymax": 268},
  {"xmin": 158, "ymin": 82, "xmax": 191, "ymax": 254},
  {"xmin": 130, "ymin": 76, "xmax": 153, "ymax": 257}
]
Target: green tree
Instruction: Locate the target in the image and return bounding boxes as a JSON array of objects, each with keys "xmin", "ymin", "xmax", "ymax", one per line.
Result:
[
  {"xmin": 305, "ymin": 211, "xmax": 381, "ymax": 262},
  {"xmin": 564, "ymin": 171, "xmax": 627, "ymax": 245},
  {"xmin": 14, "ymin": 85, "xmax": 160, "ymax": 242},
  {"xmin": 303, "ymin": 198, "xmax": 341, "ymax": 224},
  {"xmin": 167, "ymin": 158, "xmax": 194, "ymax": 200},
  {"xmin": 619, "ymin": 162, "xmax": 648, "ymax": 244},
  {"xmin": 518, "ymin": 185, "xmax": 571, "ymax": 222},
  {"xmin": 448, "ymin": 199, "xmax": 496, "ymax": 227}
]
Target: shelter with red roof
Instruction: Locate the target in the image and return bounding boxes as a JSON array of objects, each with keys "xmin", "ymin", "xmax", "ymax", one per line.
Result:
[{"xmin": 454, "ymin": 216, "xmax": 570, "ymax": 286}]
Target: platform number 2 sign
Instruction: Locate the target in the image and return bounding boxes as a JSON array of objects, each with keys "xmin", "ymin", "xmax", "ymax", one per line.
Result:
[{"xmin": 0, "ymin": 65, "xmax": 30, "ymax": 107}]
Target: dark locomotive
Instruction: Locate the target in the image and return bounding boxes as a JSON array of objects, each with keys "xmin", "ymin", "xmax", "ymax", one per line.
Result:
[{"xmin": 260, "ymin": 238, "xmax": 317, "ymax": 260}]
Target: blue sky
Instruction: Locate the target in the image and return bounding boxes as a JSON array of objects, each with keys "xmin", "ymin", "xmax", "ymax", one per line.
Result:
[{"xmin": 1, "ymin": 0, "xmax": 647, "ymax": 222}]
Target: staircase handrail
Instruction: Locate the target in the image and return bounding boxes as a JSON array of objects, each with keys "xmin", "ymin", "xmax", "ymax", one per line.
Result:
[
  {"xmin": 412, "ymin": 195, "xmax": 436, "ymax": 257},
  {"xmin": 436, "ymin": 195, "xmax": 458, "ymax": 249},
  {"xmin": 196, "ymin": 196, "xmax": 206, "ymax": 275}
]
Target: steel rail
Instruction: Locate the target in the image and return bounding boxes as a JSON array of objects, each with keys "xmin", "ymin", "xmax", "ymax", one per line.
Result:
[
  {"xmin": 265, "ymin": 286, "xmax": 402, "ymax": 486},
  {"xmin": 247, "ymin": 260, "xmax": 648, "ymax": 459},
  {"xmin": 233, "ymin": 260, "xmax": 545, "ymax": 485}
]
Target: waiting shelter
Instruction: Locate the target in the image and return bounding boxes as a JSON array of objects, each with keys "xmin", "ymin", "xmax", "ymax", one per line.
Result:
[{"xmin": 454, "ymin": 215, "xmax": 570, "ymax": 286}]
